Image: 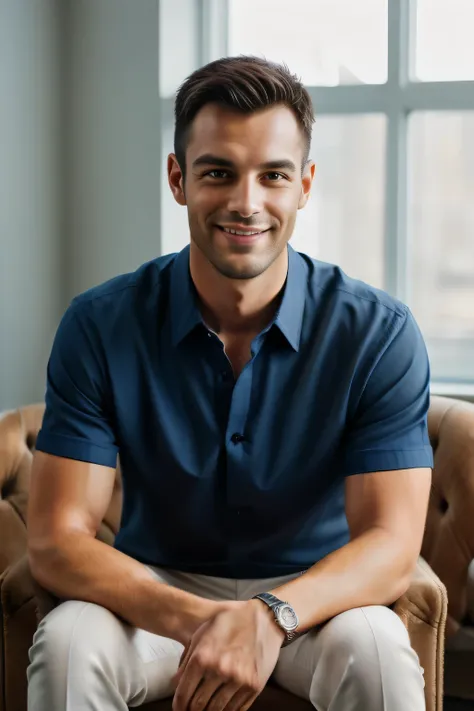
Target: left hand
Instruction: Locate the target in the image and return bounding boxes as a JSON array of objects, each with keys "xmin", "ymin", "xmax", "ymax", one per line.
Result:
[{"xmin": 172, "ymin": 598, "xmax": 285, "ymax": 711}]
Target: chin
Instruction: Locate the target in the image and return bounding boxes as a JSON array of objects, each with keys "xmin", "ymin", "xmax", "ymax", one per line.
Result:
[{"xmin": 212, "ymin": 257, "xmax": 267, "ymax": 281}]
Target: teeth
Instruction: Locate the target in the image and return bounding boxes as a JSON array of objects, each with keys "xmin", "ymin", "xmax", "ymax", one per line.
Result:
[{"xmin": 222, "ymin": 227, "xmax": 262, "ymax": 236}]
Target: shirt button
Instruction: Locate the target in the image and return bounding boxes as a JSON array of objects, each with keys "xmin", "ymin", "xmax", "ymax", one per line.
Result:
[
  {"xmin": 231, "ymin": 432, "xmax": 245, "ymax": 444},
  {"xmin": 221, "ymin": 370, "xmax": 232, "ymax": 382}
]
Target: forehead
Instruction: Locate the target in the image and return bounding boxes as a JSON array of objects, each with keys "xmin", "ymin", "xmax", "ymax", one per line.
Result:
[{"xmin": 186, "ymin": 103, "xmax": 305, "ymax": 164}]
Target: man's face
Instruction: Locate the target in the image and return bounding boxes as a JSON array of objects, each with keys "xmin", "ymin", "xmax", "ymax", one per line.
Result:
[{"xmin": 168, "ymin": 103, "xmax": 314, "ymax": 280}]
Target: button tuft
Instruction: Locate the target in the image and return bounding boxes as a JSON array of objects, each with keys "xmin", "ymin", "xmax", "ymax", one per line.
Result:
[{"xmin": 231, "ymin": 432, "xmax": 245, "ymax": 444}]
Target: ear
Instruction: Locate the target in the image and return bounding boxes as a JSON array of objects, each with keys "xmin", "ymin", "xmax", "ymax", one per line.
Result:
[
  {"xmin": 168, "ymin": 154, "xmax": 186, "ymax": 206},
  {"xmin": 298, "ymin": 160, "xmax": 316, "ymax": 210}
]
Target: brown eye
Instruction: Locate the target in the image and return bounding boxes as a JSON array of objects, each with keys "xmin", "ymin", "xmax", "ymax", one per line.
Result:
[
  {"xmin": 265, "ymin": 172, "xmax": 285, "ymax": 181},
  {"xmin": 206, "ymin": 170, "xmax": 229, "ymax": 179}
]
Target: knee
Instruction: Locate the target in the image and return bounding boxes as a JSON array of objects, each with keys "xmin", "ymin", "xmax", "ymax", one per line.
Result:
[
  {"xmin": 322, "ymin": 605, "xmax": 411, "ymax": 660},
  {"xmin": 312, "ymin": 606, "xmax": 423, "ymax": 705},
  {"xmin": 29, "ymin": 600, "xmax": 122, "ymax": 673},
  {"xmin": 319, "ymin": 605, "xmax": 416, "ymax": 671}
]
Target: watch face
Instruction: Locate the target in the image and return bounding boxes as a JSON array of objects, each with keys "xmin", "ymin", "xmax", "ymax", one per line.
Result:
[{"xmin": 276, "ymin": 604, "xmax": 299, "ymax": 631}]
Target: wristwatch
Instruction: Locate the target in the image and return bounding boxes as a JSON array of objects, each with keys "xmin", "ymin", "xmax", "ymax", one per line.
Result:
[{"xmin": 252, "ymin": 592, "xmax": 300, "ymax": 647}]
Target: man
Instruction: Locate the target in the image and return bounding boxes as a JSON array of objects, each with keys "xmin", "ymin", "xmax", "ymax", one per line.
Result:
[{"xmin": 27, "ymin": 56, "xmax": 433, "ymax": 711}]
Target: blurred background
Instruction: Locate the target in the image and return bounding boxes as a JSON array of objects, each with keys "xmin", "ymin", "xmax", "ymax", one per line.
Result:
[{"xmin": 0, "ymin": 0, "xmax": 473, "ymax": 409}]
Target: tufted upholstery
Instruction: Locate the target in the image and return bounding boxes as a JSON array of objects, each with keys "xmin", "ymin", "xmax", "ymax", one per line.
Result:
[
  {"xmin": 1, "ymin": 399, "xmax": 460, "ymax": 710},
  {"xmin": 423, "ymin": 396, "xmax": 474, "ymax": 698},
  {"xmin": 0, "ymin": 406, "xmax": 44, "ymax": 576}
]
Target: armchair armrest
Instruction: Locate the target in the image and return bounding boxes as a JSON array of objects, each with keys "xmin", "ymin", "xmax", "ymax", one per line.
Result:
[
  {"xmin": 393, "ymin": 557, "xmax": 447, "ymax": 711},
  {"xmin": 1, "ymin": 556, "xmax": 39, "ymax": 711},
  {"xmin": 1, "ymin": 555, "xmax": 60, "ymax": 711}
]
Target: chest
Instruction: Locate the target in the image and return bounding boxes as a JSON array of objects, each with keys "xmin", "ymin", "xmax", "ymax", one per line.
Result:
[
  {"xmin": 112, "ymin": 330, "xmax": 352, "ymax": 507},
  {"xmin": 218, "ymin": 333, "xmax": 253, "ymax": 379}
]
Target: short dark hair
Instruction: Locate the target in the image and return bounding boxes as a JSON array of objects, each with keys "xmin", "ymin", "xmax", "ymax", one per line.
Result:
[{"xmin": 174, "ymin": 55, "xmax": 315, "ymax": 177}]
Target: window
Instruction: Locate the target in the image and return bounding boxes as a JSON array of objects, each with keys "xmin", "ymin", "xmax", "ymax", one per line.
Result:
[
  {"xmin": 293, "ymin": 115, "xmax": 386, "ymax": 289},
  {"xmin": 159, "ymin": 0, "xmax": 474, "ymax": 385},
  {"xmin": 414, "ymin": 0, "xmax": 474, "ymax": 81},
  {"xmin": 409, "ymin": 112, "xmax": 474, "ymax": 382},
  {"xmin": 229, "ymin": 0, "xmax": 387, "ymax": 86}
]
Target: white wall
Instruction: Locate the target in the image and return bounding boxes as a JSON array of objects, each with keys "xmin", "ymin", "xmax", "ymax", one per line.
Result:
[
  {"xmin": 65, "ymin": 0, "xmax": 162, "ymax": 300},
  {"xmin": 0, "ymin": 0, "xmax": 63, "ymax": 409},
  {"xmin": 0, "ymin": 0, "xmax": 163, "ymax": 409}
]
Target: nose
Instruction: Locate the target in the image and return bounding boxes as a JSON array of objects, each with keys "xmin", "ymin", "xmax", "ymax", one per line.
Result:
[{"xmin": 226, "ymin": 176, "xmax": 263, "ymax": 218}]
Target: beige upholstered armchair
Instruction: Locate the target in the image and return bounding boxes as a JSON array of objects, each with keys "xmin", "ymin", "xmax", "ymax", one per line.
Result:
[{"xmin": 1, "ymin": 398, "xmax": 462, "ymax": 710}]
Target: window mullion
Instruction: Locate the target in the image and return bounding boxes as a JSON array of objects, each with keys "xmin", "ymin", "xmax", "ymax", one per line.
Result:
[
  {"xmin": 198, "ymin": 0, "xmax": 229, "ymax": 66},
  {"xmin": 384, "ymin": 0, "xmax": 411, "ymax": 300}
]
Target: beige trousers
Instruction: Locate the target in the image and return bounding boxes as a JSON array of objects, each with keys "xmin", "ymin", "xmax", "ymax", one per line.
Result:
[{"xmin": 27, "ymin": 566, "xmax": 425, "ymax": 710}]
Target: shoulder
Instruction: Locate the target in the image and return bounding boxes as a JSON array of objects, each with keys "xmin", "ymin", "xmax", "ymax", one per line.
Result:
[
  {"xmin": 67, "ymin": 252, "xmax": 178, "ymax": 323},
  {"xmin": 300, "ymin": 251, "xmax": 410, "ymax": 339},
  {"xmin": 52, "ymin": 252, "xmax": 179, "ymax": 358}
]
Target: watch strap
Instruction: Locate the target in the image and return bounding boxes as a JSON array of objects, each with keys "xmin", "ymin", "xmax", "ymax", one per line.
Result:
[
  {"xmin": 252, "ymin": 592, "xmax": 300, "ymax": 647},
  {"xmin": 253, "ymin": 592, "xmax": 286, "ymax": 610}
]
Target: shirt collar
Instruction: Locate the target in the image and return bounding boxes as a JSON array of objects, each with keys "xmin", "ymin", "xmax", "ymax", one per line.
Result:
[
  {"xmin": 273, "ymin": 245, "xmax": 306, "ymax": 352},
  {"xmin": 170, "ymin": 245, "xmax": 203, "ymax": 346},
  {"xmin": 170, "ymin": 243, "xmax": 307, "ymax": 351}
]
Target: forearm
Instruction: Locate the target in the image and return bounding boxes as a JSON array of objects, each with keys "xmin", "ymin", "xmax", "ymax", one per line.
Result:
[
  {"xmin": 28, "ymin": 532, "xmax": 219, "ymax": 644},
  {"xmin": 270, "ymin": 527, "xmax": 413, "ymax": 632}
]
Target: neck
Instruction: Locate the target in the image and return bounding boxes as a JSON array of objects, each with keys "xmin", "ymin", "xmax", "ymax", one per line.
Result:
[{"xmin": 189, "ymin": 244, "xmax": 289, "ymax": 335}]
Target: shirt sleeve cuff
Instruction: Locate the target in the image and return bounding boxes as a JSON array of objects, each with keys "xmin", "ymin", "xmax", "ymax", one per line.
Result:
[
  {"xmin": 341, "ymin": 446, "xmax": 434, "ymax": 477},
  {"xmin": 35, "ymin": 431, "xmax": 118, "ymax": 468}
]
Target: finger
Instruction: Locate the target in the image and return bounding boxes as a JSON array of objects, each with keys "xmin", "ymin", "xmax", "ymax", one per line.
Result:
[
  {"xmin": 206, "ymin": 683, "xmax": 241, "ymax": 711},
  {"xmin": 188, "ymin": 676, "xmax": 225, "ymax": 711},
  {"xmin": 179, "ymin": 642, "xmax": 190, "ymax": 668},
  {"xmin": 222, "ymin": 688, "xmax": 258, "ymax": 711},
  {"xmin": 172, "ymin": 662, "xmax": 204, "ymax": 711},
  {"xmin": 172, "ymin": 642, "xmax": 192, "ymax": 687}
]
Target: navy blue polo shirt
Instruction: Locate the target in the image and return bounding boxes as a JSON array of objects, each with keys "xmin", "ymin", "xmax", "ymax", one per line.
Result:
[{"xmin": 37, "ymin": 245, "xmax": 433, "ymax": 578}]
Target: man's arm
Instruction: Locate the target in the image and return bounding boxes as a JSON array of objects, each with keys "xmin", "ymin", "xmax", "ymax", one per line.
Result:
[
  {"xmin": 27, "ymin": 451, "xmax": 226, "ymax": 645},
  {"xmin": 266, "ymin": 466, "xmax": 432, "ymax": 632}
]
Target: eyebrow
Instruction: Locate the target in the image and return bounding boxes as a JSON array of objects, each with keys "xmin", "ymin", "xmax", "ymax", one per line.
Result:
[{"xmin": 192, "ymin": 154, "xmax": 297, "ymax": 173}]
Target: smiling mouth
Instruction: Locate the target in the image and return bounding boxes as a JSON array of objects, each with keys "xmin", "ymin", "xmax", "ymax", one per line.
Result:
[{"xmin": 216, "ymin": 225, "xmax": 270, "ymax": 237}]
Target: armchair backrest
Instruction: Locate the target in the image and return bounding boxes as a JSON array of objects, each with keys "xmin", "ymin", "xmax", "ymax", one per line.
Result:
[{"xmin": 424, "ymin": 395, "xmax": 474, "ymax": 636}]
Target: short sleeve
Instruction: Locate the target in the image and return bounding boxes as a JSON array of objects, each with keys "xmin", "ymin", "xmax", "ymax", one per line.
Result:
[
  {"xmin": 341, "ymin": 308, "xmax": 434, "ymax": 476},
  {"xmin": 36, "ymin": 303, "xmax": 119, "ymax": 467}
]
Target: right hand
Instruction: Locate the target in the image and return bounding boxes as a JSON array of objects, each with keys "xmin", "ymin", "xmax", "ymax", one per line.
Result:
[{"xmin": 179, "ymin": 598, "xmax": 237, "ymax": 647}]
